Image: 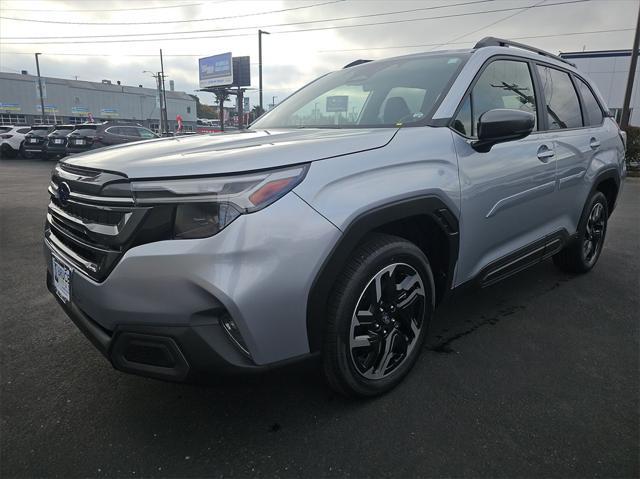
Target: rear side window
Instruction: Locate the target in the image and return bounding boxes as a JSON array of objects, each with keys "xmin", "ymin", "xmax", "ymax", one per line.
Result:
[
  {"xmin": 120, "ymin": 127, "xmax": 140, "ymax": 137},
  {"xmin": 536, "ymin": 65, "xmax": 583, "ymax": 129},
  {"xmin": 452, "ymin": 59, "xmax": 537, "ymax": 137},
  {"xmin": 137, "ymin": 128, "xmax": 156, "ymax": 139},
  {"xmin": 577, "ymin": 78, "xmax": 604, "ymax": 126},
  {"xmin": 17, "ymin": 128, "xmax": 31, "ymax": 134},
  {"xmin": 73, "ymin": 127, "xmax": 97, "ymax": 136}
]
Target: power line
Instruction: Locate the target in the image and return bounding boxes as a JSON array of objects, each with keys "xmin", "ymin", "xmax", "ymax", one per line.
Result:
[
  {"xmin": 0, "ymin": 0, "xmax": 345, "ymax": 25},
  {"xmin": 317, "ymin": 27, "xmax": 634, "ymax": 53},
  {"xmin": 0, "ymin": 2, "xmax": 206, "ymax": 12},
  {"xmin": 432, "ymin": 0, "xmax": 547, "ymax": 51},
  {"xmin": 0, "ymin": 0, "xmax": 590, "ymax": 45},
  {"xmin": 1, "ymin": 27, "xmax": 631, "ymax": 58},
  {"xmin": 3, "ymin": 0, "xmax": 495, "ymax": 39}
]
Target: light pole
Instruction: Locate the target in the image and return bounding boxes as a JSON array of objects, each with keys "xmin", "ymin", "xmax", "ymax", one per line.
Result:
[
  {"xmin": 272, "ymin": 96, "xmax": 277, "ymax": 109},
  {"xmin": 258, "ymin": 29, "xmax": 270, "ymax": 112},
  {"xmin": 35, "ymin": 53, "xmax": 46, "ymax": 124},
  {"xmin": 621, "ymin": 2, "xmax": 640, "ymax": 129}
]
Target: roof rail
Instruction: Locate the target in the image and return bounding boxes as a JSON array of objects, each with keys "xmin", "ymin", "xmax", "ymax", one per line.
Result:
[
  {"xmin": 474, "ymin": 36, "xmax": 576, "ymax": 67},
  {"xmin": 343, "ymin": 59, "xmax": 372, "ymax": 69}
]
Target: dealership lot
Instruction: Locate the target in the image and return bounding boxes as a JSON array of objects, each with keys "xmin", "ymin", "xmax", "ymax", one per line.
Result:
[{"xmin": 0, "ymin": 159, "xmax": 638, "ymax": 478}]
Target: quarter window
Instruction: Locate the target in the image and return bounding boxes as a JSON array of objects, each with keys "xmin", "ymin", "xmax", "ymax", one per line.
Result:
[
  {"xmin": 577, "ymin": 78, "xmax": 603, "ymax": 126},
  {"xmin": 453, "ymin": 60, "xmax": 537, "ymax": 138},
  {"xmin": 536, "ymin": 65, "xmax": 583, "ymax": 129},
  {"xmin": 137, "ymin": 128, "xmax": 156, "ymax": 139}
]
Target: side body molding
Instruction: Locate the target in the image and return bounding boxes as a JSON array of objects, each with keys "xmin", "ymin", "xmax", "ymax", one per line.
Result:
[{"xmin": 305, "ymin": 196, "xmax": 460, "ymax": 352}]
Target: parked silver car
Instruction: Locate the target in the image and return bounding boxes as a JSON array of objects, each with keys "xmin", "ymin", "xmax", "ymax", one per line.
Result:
[{"xmin": 44, "ymin": 38, "xmax": 626, "ymax": 396}]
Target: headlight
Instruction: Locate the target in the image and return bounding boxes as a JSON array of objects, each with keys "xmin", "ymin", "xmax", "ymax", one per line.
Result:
[{"xmin": 131, "ymin": 164, "xmax": 308, "ymax": 239}]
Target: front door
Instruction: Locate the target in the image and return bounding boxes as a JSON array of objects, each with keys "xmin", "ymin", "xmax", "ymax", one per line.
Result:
[{"xmin": 450, "ymin": 58, "xmax": 558, "ymax": 285}]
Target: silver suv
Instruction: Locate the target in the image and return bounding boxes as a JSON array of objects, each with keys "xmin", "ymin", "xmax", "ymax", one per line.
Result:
[{"xmin": 44, "ymin": 38, "xmax": 626, "ymax": 396}]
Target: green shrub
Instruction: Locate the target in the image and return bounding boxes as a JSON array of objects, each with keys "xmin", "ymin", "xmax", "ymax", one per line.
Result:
[{"xmin": 623, "ymin": 125, "xmax": 640, "ymax": 167}]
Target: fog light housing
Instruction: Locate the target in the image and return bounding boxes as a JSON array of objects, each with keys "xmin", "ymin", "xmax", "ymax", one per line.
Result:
[{"xmin": 219, "ymin": 313, "xmax": 250, "ymax": 357}]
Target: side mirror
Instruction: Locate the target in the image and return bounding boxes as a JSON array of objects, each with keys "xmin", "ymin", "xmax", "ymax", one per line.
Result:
[{"xmin": 472, "ymin": 109, "xmax": 535, "ymax": 152}]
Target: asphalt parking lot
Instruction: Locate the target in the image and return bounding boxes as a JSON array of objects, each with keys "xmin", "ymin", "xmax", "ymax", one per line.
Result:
[{"xmin": 0, "ymin": 159, "xmax": 638, "ymax": 478}]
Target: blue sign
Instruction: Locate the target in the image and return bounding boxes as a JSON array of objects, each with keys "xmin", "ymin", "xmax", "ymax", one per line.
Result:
[
  {"xmin": 199, "ymin": 52, "xmax": 233, "ymax": 88},
  {"xmin": 326, "ymin": 96, "xmax": 348, "ymax": 113}
]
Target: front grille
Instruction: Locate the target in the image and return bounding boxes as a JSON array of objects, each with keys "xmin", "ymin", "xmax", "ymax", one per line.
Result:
[
  {"xmin": 53, "ymin": 197, "xmax": 124, "ymax": 226},
  {"xmin": 45, "ymin": 163, "xmax": 174, "ymax": 281}
]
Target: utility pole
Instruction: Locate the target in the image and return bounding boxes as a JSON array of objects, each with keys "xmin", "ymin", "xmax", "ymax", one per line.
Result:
[
  {"xmin": 237, "ymin": 86, "xmax": 244, "ymax": 129},
  {"xmin": 272, "ymin": 96, "xmax": 277, "ymax": 110},
  {"xmin": 258, "ymin": 29, "xmax": 270, "ymax": 112},
  {"xmin": 156, "ymin": 73, "xmax": 164, "ymax": 134},
  {"xmin": 160, "ymin": 49, "xmax": 169, "ymax": 135},
  {"xmin": 35, "ymin": 53, "xmax": 46, "ymax": 124},
  {"xmin": 621, "ymin": 2, "xmax": 640, "ymax": 129}
]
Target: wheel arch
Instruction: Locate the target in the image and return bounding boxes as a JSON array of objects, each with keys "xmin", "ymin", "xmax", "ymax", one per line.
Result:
[
  {"xmin": 593, "ymin": 170, "xmax": 620, "ymax": 216},
  {"xmin": 306, "ymin": 195, "xmax": 459, "ymax": 352}
]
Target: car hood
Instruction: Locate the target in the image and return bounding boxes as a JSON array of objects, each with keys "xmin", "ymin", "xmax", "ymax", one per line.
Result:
[{"xmin": 62, "ymin": 128, "xmax": 398, "ymax": 178}]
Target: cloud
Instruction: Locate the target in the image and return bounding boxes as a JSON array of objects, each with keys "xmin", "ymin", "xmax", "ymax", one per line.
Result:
[{"xmin": 1, "ymin": 0, "xmax": 636, "ymax": 108}]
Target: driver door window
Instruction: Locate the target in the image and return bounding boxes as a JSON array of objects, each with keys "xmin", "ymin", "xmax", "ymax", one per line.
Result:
[{"xmin": 453, "ymin": 59, "xmax": 537, "ymax": 137}]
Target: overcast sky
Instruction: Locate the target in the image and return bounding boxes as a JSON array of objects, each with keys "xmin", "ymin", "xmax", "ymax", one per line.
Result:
[{"xmin": 0, "ymin": 0, "xmax": 637, "ymax": 109}]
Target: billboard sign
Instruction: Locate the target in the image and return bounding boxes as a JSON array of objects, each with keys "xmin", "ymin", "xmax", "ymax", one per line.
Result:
[
  {"xmin": 326, "ymin": 95, "xmax": 348, "ymax": 112},
  {"xmin": 232, "ymin": 56, "xmax": 251, "ymax": 87},
  {"xmin": 199, "ymin": 53, "xmax": 233, "ymax": 88}
]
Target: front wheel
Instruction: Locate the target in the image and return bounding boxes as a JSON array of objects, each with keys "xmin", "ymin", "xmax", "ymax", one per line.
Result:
[
  {"xmin": 553, "ymin": 191, "xmax": 608, "ymax": 274},
  {"xmin": 323, "ymin": 234, "xmax": 435, "ymax": 397}
]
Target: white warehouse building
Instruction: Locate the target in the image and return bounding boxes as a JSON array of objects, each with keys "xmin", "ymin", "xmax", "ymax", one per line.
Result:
[
  {"xmin": 0, "ymin": 71, "xmax": 197, "ymax": 132},
  {"xmin": 560, "ymin": 49, "xmax": 639, "ymax": 126}
]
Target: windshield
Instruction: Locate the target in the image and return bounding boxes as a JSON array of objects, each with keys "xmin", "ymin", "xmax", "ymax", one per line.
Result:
[
  {"xmin": 29, "ymin": 128, "xmax": 50, "ymax": 137},
  {"xmin": 252, "ymin": 53, "xmax": 468, "ymax": 129},
  {"xmin": 72, "ymin": 126, "xmax": 98, "ymax": 136}
]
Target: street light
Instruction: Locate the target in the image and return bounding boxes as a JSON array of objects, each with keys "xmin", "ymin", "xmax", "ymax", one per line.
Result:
[
  {"xmin": 258, "ymin": 29, "xmax": 270, "ymax": 112},
  {"xmin": 35, "ymin": 53, "xmax": 46, "ymax": 124}
]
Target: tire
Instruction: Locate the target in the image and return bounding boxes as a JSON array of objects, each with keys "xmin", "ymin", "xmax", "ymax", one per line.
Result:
[
  {"xmin": 553, "ymin": 191, "xmax": 608, "ymax": 274},
  {"xmin": 0, "ymin": 143, "xmax": 18, "ymax": 159},
  {"xmin": 322, "ymin": 234, "xmax": 435, "ymax": 397}
]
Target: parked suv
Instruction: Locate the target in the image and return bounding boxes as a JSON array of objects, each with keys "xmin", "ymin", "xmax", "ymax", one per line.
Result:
[
  {"xmin": 66, "ymin": 122, "xmax": 158, "ymax": 154},
  {"xmin": 44, "ymin": 38, "xmax": 625, "ymax": 396},
  {"xmin": 22, "ymin": 125, "xmax": 54, "ymax": 158},
  {"xmin": 44, "ymin": 124, "xmax": 75, "ymax": 159},
  {"xmin": 0, "ymin": 125, "xmax": 31, "ymax": 158}
]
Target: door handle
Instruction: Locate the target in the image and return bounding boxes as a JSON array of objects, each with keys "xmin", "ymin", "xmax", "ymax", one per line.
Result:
[
  {"xmin": 537, "ymin": 145, "xmax": 555, "ymax": 162},
  {"xmin": 590, "ymin": 137, "xmax": 601, "ymax": 149}
]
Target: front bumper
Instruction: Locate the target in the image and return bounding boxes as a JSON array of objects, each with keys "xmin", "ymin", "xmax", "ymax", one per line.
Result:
[{"xmin": 45, "ymin": 192, "xmax": 340, "ymax": 380}]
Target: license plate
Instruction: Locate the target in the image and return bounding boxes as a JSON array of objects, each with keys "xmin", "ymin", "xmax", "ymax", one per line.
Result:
[
  {"xmin": 75, "ymin": 139, "xmax": 85, "ymax": 145},
  {"xmin": 29, "ymin": 138, "xmax": 37, "ymax": 143},
  {"xmin": 54, "ymin": 139, "xmax": 64, "ymax": 144},
  {"xmin": 52, "ymin": 256, "xmax": 72, "ymax": 303}
]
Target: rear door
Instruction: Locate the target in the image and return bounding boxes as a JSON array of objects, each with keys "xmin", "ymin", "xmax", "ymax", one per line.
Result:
[
  {"xmin": 538, "ymin": 68, "xmax": 611, "ymax": 233},
  {"xmin": 450, "ymin": 57, "xmax": 558, "ymax": 285}
]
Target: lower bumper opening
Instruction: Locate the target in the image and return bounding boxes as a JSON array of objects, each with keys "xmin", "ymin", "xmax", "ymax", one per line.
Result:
[{"xmin": 111, "ymin": 333, "xmax": 190, "ymax": 381}]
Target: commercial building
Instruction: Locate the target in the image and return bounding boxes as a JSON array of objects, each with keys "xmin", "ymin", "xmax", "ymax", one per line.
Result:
[
  {"xmin": 0, "ymin": 71, "xmax": 197, "ymax": 131},
  {"xmin": 560, "ymin": 49, "xmax": 639, "ymax": 126}
]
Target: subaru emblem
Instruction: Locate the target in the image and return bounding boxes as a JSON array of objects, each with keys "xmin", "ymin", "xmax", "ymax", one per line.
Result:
[{"xmin": 57, "ymin": 182, "xmax": 71, "ymax": 206}]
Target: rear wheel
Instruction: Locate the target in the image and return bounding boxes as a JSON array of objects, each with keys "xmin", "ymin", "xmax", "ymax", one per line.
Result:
[
  {"xmin": 0, "ymin": 143, "xmax": 18, "ymax": 159},
  {"xmin": 323, "ymin": 234, "xmax": 434, "ymax": 397},
  {"xmin": 553, "ymin": 191, "xmax": 608, "ymax": 274}
]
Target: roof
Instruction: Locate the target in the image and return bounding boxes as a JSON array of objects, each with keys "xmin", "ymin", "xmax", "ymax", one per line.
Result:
[
  {"xmin": 0, "ymin": 71, "xmax": 194, "ymax": 101},
  {"xmin": 560, "ymin": 50, "xmax": 633, "ymax": 59}
]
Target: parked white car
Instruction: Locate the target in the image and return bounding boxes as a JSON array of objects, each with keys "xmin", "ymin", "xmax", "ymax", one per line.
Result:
[{"xmin": 0, "ymin": 125, "xmax": 31, "ymax": 158}]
